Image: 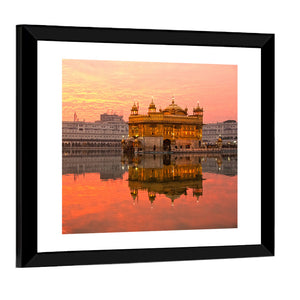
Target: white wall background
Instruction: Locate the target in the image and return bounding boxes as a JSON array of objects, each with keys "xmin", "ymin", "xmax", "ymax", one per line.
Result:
[{"xmin": 0, "ymin": 0, "xmax": 298, "ymax": 299}]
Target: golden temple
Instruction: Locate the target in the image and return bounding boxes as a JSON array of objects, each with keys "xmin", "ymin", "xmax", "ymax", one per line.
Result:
[{"xmin": 122, "ymin": 97, "xmax": 204, "ymax": 153}]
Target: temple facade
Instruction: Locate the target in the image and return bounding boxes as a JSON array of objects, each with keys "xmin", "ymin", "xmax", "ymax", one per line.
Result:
[{"xmin": 122, "ymin": 97, "xmax": 203, "ymax": 153}]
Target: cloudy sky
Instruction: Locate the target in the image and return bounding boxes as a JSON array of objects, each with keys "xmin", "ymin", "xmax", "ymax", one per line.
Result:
[{"xmin": 62, "ymin": 59, "xmax": 237, "ymax": 123}]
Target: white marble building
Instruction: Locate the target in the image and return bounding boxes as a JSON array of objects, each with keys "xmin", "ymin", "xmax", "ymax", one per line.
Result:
[
  {"xmin": 62, "ymin": 113, "xmax": 128, "ymax": 148},
  {"xmin": 202, "ymin": 120, "xmax": 237, "ymax": 145}
]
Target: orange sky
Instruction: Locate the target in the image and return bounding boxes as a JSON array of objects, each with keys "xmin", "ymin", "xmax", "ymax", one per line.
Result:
[{"xmin": 62, "ymin": 59, "xmax": 237, "ymax": 123}]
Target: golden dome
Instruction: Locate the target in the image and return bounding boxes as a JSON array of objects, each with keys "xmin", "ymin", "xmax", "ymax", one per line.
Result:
[
  {"xmin": 131, "ymin": 102, "xmax": 139, "ymax": 115},
  {"xmin": 162, "ymin": 97, "xmax": 187, "ymax": 115},
  {"xmin": 193, "ymin": 101, "xmax": 203, "ymax": 114},
  {"xmin": 148, "ymin": 98, "xmax": 157, "ymax": 113},
  {"xmin": 131, "ymin": 102, "xmax": 138, "ymax": 111},
  {"xmin": 148, "ymin": 99, "xmax": 156, "ymax": 109}
]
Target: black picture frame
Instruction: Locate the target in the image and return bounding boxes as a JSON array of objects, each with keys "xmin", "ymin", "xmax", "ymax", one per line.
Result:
[{"xmin": 16, "ymin": 25, "xmax": 274, "ymax": 267}]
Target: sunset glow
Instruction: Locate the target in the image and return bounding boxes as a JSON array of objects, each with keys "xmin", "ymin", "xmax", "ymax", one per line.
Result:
[{"xmin": 62, "ymin": 59, "xmax": 237, "ymax": 123}]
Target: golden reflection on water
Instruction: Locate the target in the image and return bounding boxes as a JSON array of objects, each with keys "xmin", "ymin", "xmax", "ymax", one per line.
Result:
[{"xmin": 62, "ymin": 152, "xmax": 237, "ymax": 234}]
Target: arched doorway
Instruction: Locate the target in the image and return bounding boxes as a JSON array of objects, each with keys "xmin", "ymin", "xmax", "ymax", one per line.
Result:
[{"xmin": 163, "ymin": 139, "xmax": 171, "ymax": 151}]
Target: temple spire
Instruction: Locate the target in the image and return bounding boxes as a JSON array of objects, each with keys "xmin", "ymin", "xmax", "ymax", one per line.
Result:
[
  {"xmin": 148, "ymin": 97, "xmax": 156, "ymax": 113},
  {"xmin": 172, "ymin": 95, "xmax": 175, "ymax": 104},
  {"xmin": 131, "ymin": 102, "xmax": 138, "ymax": 115}
]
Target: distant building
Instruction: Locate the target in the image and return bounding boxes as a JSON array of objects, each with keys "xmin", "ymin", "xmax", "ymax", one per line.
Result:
[
  {"xmin": 97, "ymin": 113, "xmax": 124, "ymax": 123},
  {"xmin": 202, "ymin": 120, "xmax": 237, "ymax": 145},
  {"xmin": 122, "ymin": 97, "xmax": 204, "ymax": 152},
  {"xmin": 62, "ymin": 113, "xmax": 128, "ymax": 148}
]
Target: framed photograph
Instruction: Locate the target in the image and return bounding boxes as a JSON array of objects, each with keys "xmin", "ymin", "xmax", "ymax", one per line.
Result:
[{"xmin": 16, "ymin": 25, "xmax": 274, "ymax": 267}]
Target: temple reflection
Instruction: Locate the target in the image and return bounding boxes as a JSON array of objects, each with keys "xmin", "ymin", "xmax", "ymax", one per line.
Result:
[
  {"xmin": 126, "ymin": 154, "xmax": 203, "ymax": 206},
  {"xmin": 62, "ymin": 151, "xmax": 237, "ymax": 206}
]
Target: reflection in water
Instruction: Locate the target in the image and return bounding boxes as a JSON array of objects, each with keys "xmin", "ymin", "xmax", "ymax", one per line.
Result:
[
  {"xmin": 127, "ymin": 154, "xmax": 204, "ymax": 206},
  {"xmin": 62, "ymin": 151, "xmax": 237, "ymax": 234},
  {"xmin": 63, "ymin": 150, "xmax": 127, "ymax": 180}
]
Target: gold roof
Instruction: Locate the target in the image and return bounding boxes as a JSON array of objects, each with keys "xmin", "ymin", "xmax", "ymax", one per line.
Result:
[
  {"xmin": 131, "ymin": 102, "xmax": 138, "ymax": 111},
  {"xmin": 193, "ymin": 101, "xmax": 203, "ymax": 112},
  {"xmin": 148, "ymin": 98, "xmax": 156, "ymax": 109},
  {"xmin": 162, "ymin": 97, "xmax": 187, "ymax": 115}
]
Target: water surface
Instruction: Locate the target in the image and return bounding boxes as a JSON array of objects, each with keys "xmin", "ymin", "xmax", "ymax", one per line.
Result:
[{"xmin": 62, "ymin": 151, "xmax": 237, "ymax": 234}]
